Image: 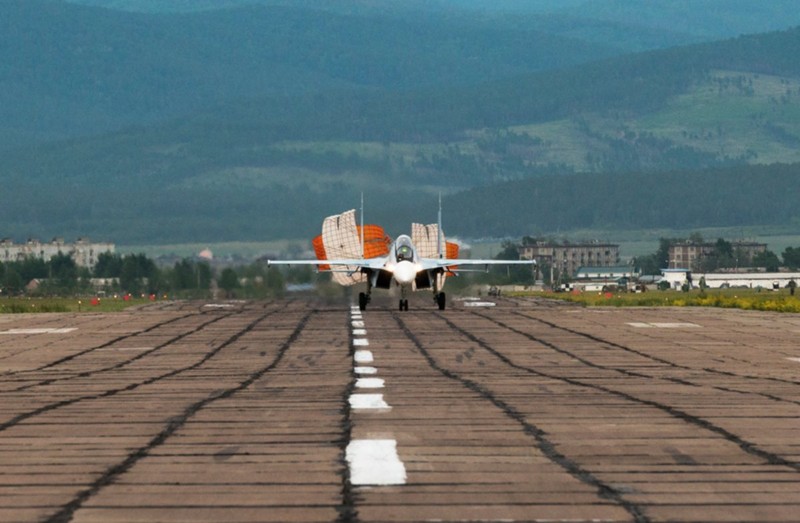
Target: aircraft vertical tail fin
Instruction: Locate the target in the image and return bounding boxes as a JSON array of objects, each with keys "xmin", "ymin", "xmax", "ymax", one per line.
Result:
[
  {"xmin": 360, "ymin": 192, "xmax": 365, "ymax": 260},
  {"xmin": 437, "ymin": 193, "xmax": 443, "ymax": 259}
]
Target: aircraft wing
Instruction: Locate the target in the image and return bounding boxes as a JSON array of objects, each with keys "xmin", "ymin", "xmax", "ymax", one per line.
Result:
[
  {"xmin": 267, "ymin": 258, "xmax": 388, "ymax": 270},
  {"xmin": 419, "ymin": 258, "xmax": 536, "ymax": 271}
]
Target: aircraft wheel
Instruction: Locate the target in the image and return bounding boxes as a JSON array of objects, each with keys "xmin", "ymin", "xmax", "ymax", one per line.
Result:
[
  {"xmin": 399, "ymin": 299, "xmax": 409, "ymax": 311},
  {"xmin": 437, "ymin": 292, "xmax": 446, "ymax": 310},
  {"xmin": 359, "ymin": 292, "xmax": 368, "ymax": 311}
]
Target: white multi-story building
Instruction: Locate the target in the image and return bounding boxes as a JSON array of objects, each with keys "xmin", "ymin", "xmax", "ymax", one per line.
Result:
[
  {"xmin": 518, "ymin": 241, "xmax": 620, "ymax": 277},
  {"xmin": 0, "ymin": 238, "xmax": 114, "ymax": 269},
  {"xmin": 668, "ymin": 241, "xmax": 766, "ymax": 270}
]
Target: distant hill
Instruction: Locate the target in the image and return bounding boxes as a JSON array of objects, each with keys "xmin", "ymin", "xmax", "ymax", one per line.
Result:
[
  {"xmin": 444, "ymin": 163, "xmax": 800, "ymax": 238},
  {"xmin": 66, "ymin": 0, "xmax": 800, "ymax": 43},
  {"xmin": 4, "ymin": 4, "xmax": 800, "ymax": 244},
  {"xmin": 561, "ymin": 0, "xmax": 800, "ymax": 40},
  {"xmin": 11, "ymin": 24, "xmax": 795, "ymax": 183},
  {"xmin": 1, "ymin": 0, "xmax": 619, "ymax": 149},
  {"xmin": 12, "ymin": 0, "xmax": 800, "ymax": 149}
]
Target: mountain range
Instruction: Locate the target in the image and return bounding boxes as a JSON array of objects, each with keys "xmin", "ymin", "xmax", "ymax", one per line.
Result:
[{"xmin": 2, "ymin": 0, "xmax": 800, "ymax": 245}]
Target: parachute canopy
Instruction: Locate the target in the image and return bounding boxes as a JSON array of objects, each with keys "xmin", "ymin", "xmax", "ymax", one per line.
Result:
[{"xmin": 312, "ymin": 209, "xmax": 391, "ymax": 286}]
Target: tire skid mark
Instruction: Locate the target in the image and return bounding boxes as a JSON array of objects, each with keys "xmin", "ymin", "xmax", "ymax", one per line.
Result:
[
  {"xmin": 0, "ymin": 312, "xmax": 199, "ymax": 379},
  {"xmin": 8, "ymin": 312, "xmax": 236, "ymax": 393},
  {"xmin": 442, "ymin": 311, "xmax": 800, "ymax": 474},
  {"xmin": 0, "ymin": 308, "xmax": 281, "ymax": 434},
  {"xmin": 43, "ymin": 309, "xmax": 314, "ymax": 523},
  {"xmin": 483, "ymin": 312, "xmax": 699, "ymax": 386},
  {"xmin": 0, "ymin": 316, "xmax": 134, "ymax": 366},
  {"xmin": 393, "ymin": 312, "xmax": 651, "ymax": 523},
  {"xmin": 505, "ymin": 309, "xmax": 800, "ymax": 406},
  {"xmin": 0, "ymin": 299, "xmax": 284, "ymax": 376}
]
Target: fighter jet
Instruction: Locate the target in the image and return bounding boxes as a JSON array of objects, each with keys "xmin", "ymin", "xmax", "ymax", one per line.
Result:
[{"xmin": 267, "ymin": 199, "xmax": 535, "ymax": 311}]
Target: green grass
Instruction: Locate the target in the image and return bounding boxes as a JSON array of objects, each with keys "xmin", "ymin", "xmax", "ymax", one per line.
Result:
[
  {"xmin": 0, "ymin": 297, "xmax": 155, "ymax": 314},
  {"xmin": 523, "ymin": 288, "xmax": 800, "ymax": 313},
  {"xmin": 637, "ymin": 70, "xmax": 800, "ymax": 164}
]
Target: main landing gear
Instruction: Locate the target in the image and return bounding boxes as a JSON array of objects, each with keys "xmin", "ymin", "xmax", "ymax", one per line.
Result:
[
  {"xmin": 435, "ymin": 292, "xmax": 446, "ymax": 311},
  {"xmin": 432, "ymin": 276, "xmax": 446, "ymax": 311},
  {"xmin": 358, "ymin": 292, "xmax": 370, "ymax": 311},
  {"xmin": 359, "ymin": 286, "xmax": 445, "ymax": 311}
]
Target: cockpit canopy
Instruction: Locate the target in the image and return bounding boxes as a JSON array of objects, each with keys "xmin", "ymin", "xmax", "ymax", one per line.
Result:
[{"xmin": 395, "ymin": 236, "xmax": 414, "ymax": 262}]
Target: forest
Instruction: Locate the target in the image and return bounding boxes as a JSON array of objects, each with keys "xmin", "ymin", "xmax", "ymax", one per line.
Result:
[
  {"xmin": 0, "ymin": 253, "xmax": 287, "ymax": 298},
  {"xmin": 3, "ymin": 3, "xmax": 800, "ymax": 245}
]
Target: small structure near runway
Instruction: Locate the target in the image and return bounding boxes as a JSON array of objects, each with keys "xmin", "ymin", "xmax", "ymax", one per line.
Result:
[
  {"xmin": 573, "ymin": 265, "xmax": 640, "ymax": 291},
  {"xmin": 661, "ymin": 268, "xmax": 800, "ymax": 290}
]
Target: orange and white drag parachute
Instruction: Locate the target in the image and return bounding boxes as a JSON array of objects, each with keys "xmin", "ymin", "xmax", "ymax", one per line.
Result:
[{"xmin": 312, "ymin": 209, "xmax": 391, "ymax": 286}]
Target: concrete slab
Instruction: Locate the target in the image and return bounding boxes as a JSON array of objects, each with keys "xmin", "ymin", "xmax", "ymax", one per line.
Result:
[{"xmin": 1, "ymin": 297, "xmax": 799, "ymax": 521}]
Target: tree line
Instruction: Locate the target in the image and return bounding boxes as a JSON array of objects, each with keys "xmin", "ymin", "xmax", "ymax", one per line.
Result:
[
  {"xmin": 0, "ymin": 247, "xmax": 543, "ymax": 299},
  {"xmin": 0, "ymin": 253, "xmax": 291, "ymax": 298}
]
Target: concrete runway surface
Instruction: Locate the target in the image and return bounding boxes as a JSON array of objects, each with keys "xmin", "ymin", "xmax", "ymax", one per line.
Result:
[{"xmin": 1, "ymin": 296, "xmax": 799, "ymax": 522}]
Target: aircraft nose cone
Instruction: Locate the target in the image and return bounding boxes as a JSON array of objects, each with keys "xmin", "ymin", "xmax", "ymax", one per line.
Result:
[{"xmin": 393, "ymin": 260, "xmax": 417, "ymax": 284}]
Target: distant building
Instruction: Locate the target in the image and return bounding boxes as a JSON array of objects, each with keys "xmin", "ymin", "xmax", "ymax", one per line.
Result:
[
  {"xmin": 0, "ymin": 238, "xmax": 114, "ymax": 268},
  {"xmin": 574, "ymin": 265, "xmax": 640, "ymax": 291},
  {"xmin": 668, "ymin": 241, "xmax": 766, "ymax": 270},
  {"xmin": 661, "ymin": 269, "xmax": 800, "ymax": 290},
  {"xmin": 518, "ymin": 241, "xmax": 620, "ymax": 277},
  {"xmin": 575, "ymin": 266, "xmax": 638, "ymax": 280}
]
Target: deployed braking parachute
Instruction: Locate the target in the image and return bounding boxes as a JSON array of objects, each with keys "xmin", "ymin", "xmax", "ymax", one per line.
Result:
[
  {"xmin": 311, "ymin": 209, "xmax": 391, "ymax": 286},
  {"xmin": 411, "ymin": 223, "xmax": 459, "ymax": 290}
]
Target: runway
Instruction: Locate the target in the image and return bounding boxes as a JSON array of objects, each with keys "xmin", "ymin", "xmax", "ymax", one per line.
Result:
[{"xmin": 1, "ymin": 296, "xmax": 799, "ymax": 522}]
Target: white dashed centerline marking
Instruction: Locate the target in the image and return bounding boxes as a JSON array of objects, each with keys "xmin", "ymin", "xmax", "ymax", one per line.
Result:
[
  {"xmin": 347, "ymin": 304, "xmax": 406, "ymax": 485},
  {"xmin": 787, "ymin": 357, "xmax": 800, "ymax": 363},
  {"xmin": 355, "ymin": 378, "xmax": 385, "ymax": 389},
  {"xmin": 349, "ymin": 394, "xmax": 391, "ymax": 410},
  {"xmin": 346, "ymin": 439, "xmax": 406, "ymax": 486},
  {"xmin": 354, "ymin": 350, "xmax": 374, "ymax": 364}
]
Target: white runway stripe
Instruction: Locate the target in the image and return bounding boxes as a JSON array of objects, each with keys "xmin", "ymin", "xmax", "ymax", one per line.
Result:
[
  {"xmin": 349, "ymin": 394, "xmax": 390, "ymax": 410},
  {"xmin": 354, "ymin": 366, "xmax": 377, "ymax": 375},
  {"xmin": 627, "ymin": 322, "xmax": 700, "ymax": 328},
  {"xmin": 346, "ymin": 439, "xmax": 406, "ymax": 486},
  {"xmin": 356, "ymin": 378, "xmax": 385, "ymax": 389},
  {"xmin": 1, "ymin": 328, "xmax": 78, "ymax": 334},
  {"xmin": 354, "ymin": 350, "xmax": 373, "ymax": 363}
]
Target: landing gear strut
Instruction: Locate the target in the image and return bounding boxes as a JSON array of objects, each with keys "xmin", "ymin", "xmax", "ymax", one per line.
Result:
[
  {"xmin": 358, "ymin": 292, "xmax": 369, "ymax": 311},
  {"xmin": 358, "ymin": 279, "xmax": 373, "ymax": 311},
  {"xmin": 433, "ymin": 275, "xmax": 446, "ymax": 310},
  {"xmin": 399, "ymin": 284, "xmax": 409, "ymax": 311},
  {"xmin": 435, "ymin": 292, "xmax": 446, "ymax": 310}
]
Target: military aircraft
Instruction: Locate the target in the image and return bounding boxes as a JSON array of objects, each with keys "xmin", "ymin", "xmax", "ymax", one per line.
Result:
[{"xmin": 267, "ymin": 199, "xmax": 535, "ymax": 311}]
